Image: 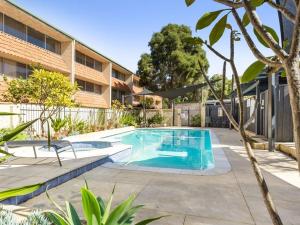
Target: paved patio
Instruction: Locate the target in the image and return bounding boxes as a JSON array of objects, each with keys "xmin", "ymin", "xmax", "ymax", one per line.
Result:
[{"xmin": 16, "ymin": 128, "xmax": 300, "ymax": 225}]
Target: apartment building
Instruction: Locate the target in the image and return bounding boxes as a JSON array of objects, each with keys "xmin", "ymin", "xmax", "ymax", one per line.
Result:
[{"xmin": 0, "ymin": 0, "xmax": 161, "ymax": 109}]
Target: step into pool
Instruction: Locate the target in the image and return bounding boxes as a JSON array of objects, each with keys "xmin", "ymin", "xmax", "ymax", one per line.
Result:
[{"xmin": 108, "ymin": 129, "xmax": 214, "ymax": 170}]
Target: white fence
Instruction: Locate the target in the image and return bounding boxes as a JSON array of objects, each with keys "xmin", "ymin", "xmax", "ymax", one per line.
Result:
[{"xmin": 0, "ymin": 103, "xmax": 180, "ymax": 136}]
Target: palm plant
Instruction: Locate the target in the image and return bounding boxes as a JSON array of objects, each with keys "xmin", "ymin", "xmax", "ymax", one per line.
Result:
[
  {"xmin": 0, "ymin": 112, "xmax": 43, "ymax": 201},
  {"xmin": 45, "ymin": 184, "xmax": 165, "ymax": 225}
]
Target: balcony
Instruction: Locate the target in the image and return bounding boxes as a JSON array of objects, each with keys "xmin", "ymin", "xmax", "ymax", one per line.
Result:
[
  {"xmin": 74, "ymin": 90, "xmax": 109, "ymax": 108},
  {"xmin": 0, "ymin": 32, "xmax": 69, "ymax": 73},
  {"xmin": 75, "ymin": 63, "xmax": 109, "ymax": 86}
]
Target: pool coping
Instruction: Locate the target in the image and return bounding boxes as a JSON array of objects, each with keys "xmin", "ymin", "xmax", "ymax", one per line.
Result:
[{"xmin": 103, "ymin": 127, "xmax": 232, "ymax": 176}]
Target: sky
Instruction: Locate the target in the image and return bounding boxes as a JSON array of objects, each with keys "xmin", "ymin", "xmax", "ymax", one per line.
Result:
[{"xmin": 13, "ymin": 0, "xmax": 281, "ymax": 77}]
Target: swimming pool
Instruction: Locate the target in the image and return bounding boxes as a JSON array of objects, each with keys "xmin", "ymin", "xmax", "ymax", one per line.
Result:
[{"xmin": 108, "ymin": 129, "xmax": 214, "ymax": 170}]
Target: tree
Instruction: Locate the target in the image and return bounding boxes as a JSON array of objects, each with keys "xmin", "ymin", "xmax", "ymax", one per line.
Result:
[
  {"xmin": 185, "ymin": 1, "xmax": 291, "ymax": 224},
  {"xmin": 208, "ymin": 74, "xmax": 232, "ymax": 99},
  {"xmin": 185, "ymin": 0, "xmax": 300, "ymax": 173},
  {"xmin": 3, "ymin": 68, "xmax": 78, "ymax": 137},
  {"xmin": 137, "ymin": 24, "xmax": 209, "ymax": 96}
]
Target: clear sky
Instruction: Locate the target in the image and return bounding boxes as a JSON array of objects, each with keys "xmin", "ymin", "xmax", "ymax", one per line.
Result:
[{"xmin": 13, "ymin": 0, "xmax": 280, "ymax": 77}]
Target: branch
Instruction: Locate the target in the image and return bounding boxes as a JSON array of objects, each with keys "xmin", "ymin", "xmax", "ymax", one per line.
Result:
[
  {"xmin": 266, "ymin": 0, "xmax": 295, "ymax": 22},
  {"xmin": 244, "ymin": 96, "xmax": 259, "ymax": 129},
  {"xmin": 198, "ymin": 61, "xmax": 239, "ymax": 130},
  {"xmin": 221, "ymin": 61, "xmax": 226, "ymax": 101},
  {"xmin": 214, "ymin": 0, "xmax": 243, "ymax": 8},
  {"xmin": 204, "ymin": 41, "xmax": 230, "ymax": 62},
  {"xmin": 232, "ymin": 8, "xmax": 282, "ymax": 67},
  {"xmin": 243, "ymin": 0, "xmax": 288, "ymax": 60},
  {"xmin": 289, "ymin": 1, "xmax": 300, "ymax": 60}
]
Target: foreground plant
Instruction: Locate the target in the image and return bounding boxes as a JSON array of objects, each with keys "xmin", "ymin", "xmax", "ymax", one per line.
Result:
[
  {"xmin": 0, "ymin": 208, "xmax": 51, "ymax": 225},
  {"xmin": 187, "ymin": 20, "xmax": 284, "ymax": 225},
  {"xmin": 45, "ymin": 184, "xmax": 164, "ymax": 225},
  {"xmin": 185, "ymin": 0, "xmax": 300, "ymax": 173}
]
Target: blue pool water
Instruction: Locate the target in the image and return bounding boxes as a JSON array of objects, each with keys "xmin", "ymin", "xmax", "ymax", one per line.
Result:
[{"xmin": 111, "ymin": 129, "xmax": 214, "ymax": 170}]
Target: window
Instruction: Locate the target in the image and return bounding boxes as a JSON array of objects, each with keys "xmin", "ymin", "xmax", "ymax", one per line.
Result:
[
  {"xmin": 76, "ymin": 79, "xmax": 85, "ymax": 91},
  {"xmin": 3, "ymin": 58, "xmax": 27, "ymax": 79},
  {"xmin": 46, "ymin": 36, "xmax": 61, "ymax": 54},
  {"xmin": 94, "ymin": 85, "xmax": 102, "ymax": 94},
  {"xmin": 27, "ymin": 27, "xmax": 45, "ymax": 48},
  {"xmin": 112, "ymin": 70, "xmax": 117, "ymax": 78},
  {"xmin": 76, "ymin": 51, "xmax": 86, "ymax": 65},
  {"xmin": 76, "ymin": 51, "xmax": 103, "ymax": 72},
  {"xmin": 76, "ymin": 79, "xmax": 102, "ymax": 94},
  {"xmin": 2, "ymin": 14, "xmax": 62, "ymax": 54},
  {"xmin": 112, "ymin": 69, "xmax": 125, "ymax": 81},
  {"xmin": 85, "ymin": 81, "xmax": 94, "ymax": 92},
  {"xmin": 85, "ymin": 55, "xmax": 94, "ymax": 68},
  {"xmin": 0, "ymin": 13, "xmax": 3, "ymax": 31},
  {"xmin": 112, "ymin": 89, "xmax": 118, "ymax": 100},
  {"xmin": 94, "ymin": 60, "xmax": 102, "ymax": 72},
  {"xmin": 4, "ymin": 15, "xmax": 26, "ymax": 40}
]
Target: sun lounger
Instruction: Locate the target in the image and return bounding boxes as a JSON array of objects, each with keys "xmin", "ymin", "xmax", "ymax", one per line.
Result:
[{"xmin": 4, "ymin": 140, "xmax": 77, "ymax": 166}]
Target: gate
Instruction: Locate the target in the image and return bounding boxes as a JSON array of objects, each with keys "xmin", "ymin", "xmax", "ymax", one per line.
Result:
[{"xmin": 205, "ymin": 103, "xmax": 230, "ymax": 128}]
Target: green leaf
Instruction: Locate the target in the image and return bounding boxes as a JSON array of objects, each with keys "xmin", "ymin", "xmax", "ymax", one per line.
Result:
[
  {"xmin": 185, "ymin": 37, "xmax": 204, "ymax": 45},
  {"xmin": 45, "ymin": 211, "xmax": 69, "ymax": 225},
  {"xmin": 242, "ymin": 13, "xmax": 250, "ymax": 27},
  {"xmin": 209, "ymin": 15, "xmax": 228, "ymax": 46},
  {"xmin": 97, "ymin": 197, "xmax": 106, "ymax": 217},
  {"xmin": 135, "ymin": 216, "xmax": 167, "ymax": 225},
  {"xmin": 66, "ymin": 202, "xmax": 81, "ymax": 225},
  {"xmin": 118, "ymin": 205, "xmax": 144, "ymax": 224},
  {"xmin": 241, "ymin": 60, "xmax": 266, "ymax": 83},
  {"xmin": 0, "ymin": 112, "xmax": 20, "ymax": 116},
  {"xmin": 251, "ymin": 0, "xmax": 265, "ymax": 7},
  {"xmin": 225, "ymin": 24, "xmax": 232, "ymax": 30},
  {"xmin": 196, "ymin": 10, "xmax": 224, "ymax": 30},
  {"xmin": 185, "ymin": 0, "xmax": 195, "ymax": 6},
  {"xmin": 102, "ymin": 185, "xmax": 115, "ymax": 223},
  {"xmin": 0, "ymin": 148, "xmax": 14, "ymax": 156},
  {"xmin": 283, "ymin": 39, "xmax": 289, "ymax": 49},
  {"xmin": 0, "ymin": 118, "xmax": 38, "ymax": 143},
  {"xmin": 254, "ymin": 25, "xmax": 279, "ymax": 48},
  {"xmin": 0, "ymin": 183, "xmax": 43, "ymax": 201},
  {"xmin": 105, "ymin": 194, "xmax": 136, "ymax": 225},
  {"xmin": 81, "ymin": 187, "xmax": 102, "ymax": 225}
]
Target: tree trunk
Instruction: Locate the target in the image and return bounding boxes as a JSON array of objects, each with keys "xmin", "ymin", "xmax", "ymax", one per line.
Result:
[
  {"xmin": 284, "ymin": 60, "xmax": 300, "ymax": 171},
  {"xmin": 239, "ymin": 131, "xmax": 283, "ymax": 225}
]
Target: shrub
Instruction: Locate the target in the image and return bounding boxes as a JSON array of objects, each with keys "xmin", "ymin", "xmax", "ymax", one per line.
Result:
[
  {"xmin": 0, "ymin": 208, "xmax": 51, "ymax": 225},
  {"xmin": 50, "ymin": 117, "xmax": 68, "ymax": 133},
  {"xmin": 147, "ymin": 113, "xmax": 164, "ymax": 126},
  {"xmin": 191, "ymin": 114, "xmax": 201, "ymax": 127},
  {"xmin": 45, "ymin": 184, "xmax": 164, "ymax": 225},
  {"xmin": 120, "ymin": 114, "xmax": 137, "ymax": 126}
]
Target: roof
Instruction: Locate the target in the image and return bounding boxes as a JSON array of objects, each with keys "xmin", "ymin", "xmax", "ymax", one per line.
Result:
[
  {"xmin": 4, "ymin": 0, "xmax": 135, "ymax": 75},
  {"xmin": 111, "ymin": 78, "xmax": 132, "ymax": 92}
]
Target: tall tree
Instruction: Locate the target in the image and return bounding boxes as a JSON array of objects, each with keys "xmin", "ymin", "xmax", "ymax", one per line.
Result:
[
  {"xmin": 185, "ymin": 0, "xmax": 300, "ymax": 172},
  {"xmin": 208, "ymin": 74, "xmax": 232, "ymax": 99},
  {"xmin": 137, "ymin": 24, "xmax": 209, "ymax": 93}
]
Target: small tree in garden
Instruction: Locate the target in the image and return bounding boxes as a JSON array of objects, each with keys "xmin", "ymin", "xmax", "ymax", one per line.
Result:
[
  {"xmin": 140, "ymin": 97, "xmax": 154, "ymax": 109},
  {"xmin": 3, "ymin": 68, "xmax": 78, "ymax": 137}
]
